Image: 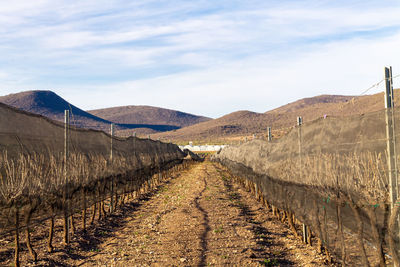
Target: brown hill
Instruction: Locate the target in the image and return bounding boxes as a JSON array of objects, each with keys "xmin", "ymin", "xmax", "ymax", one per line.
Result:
[
  {"xmin": 153, "ymin": 92, "xmax": 396, "ymax": 143},
  {"xmin": 88, "ymin": 105, "xmax": 210, "ymax": 128},
  {"xmin": 269, "ymin": 95, "xmax": 355, "ymax": 113},
  {"xmin": 0, "ymin": 91, "xmax": 179, "ymax": 133}
]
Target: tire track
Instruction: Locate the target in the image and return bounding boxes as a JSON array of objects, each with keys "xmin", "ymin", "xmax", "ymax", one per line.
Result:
[
  {"xmin": 193, "ymin": 168, "xmax": 210, "ymax": 266},
  {"xmin": 37, "ymin": 161, "xmax": 332, "ymax": 266}
]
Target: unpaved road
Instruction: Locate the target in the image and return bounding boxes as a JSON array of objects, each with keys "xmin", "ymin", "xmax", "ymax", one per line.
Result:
[
  {"xmin": 1, "ymin": 161, "xmax": 329, "ymax": 266},
  {"xmin": 81, "ymin": 161, "xmax": 327, "ymax": 266}
]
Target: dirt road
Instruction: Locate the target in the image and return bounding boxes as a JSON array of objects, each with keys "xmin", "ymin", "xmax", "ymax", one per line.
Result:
[
  {"xmin": 1, "ymin": 161, "xmax": 329, "ymax": 266},
  {"xmin": 79, "ymin": 161, "xmax": 327, "ymax": 266}
]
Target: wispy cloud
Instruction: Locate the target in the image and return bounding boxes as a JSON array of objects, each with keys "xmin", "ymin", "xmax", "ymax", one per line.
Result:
[{"xmin": 1, "ymin": 0, "xmax": 400, "ymax": 117}]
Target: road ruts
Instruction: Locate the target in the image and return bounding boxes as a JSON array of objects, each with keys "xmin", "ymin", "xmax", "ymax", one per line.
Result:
[{"xmin": 74, "ymin": 161, "xmax": 329, "ymax": 266}]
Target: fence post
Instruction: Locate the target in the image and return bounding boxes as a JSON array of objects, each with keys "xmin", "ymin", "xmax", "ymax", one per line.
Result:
[
  {"xmin": 385, "ymin": 66, "xmax": 398, "ymax": 209},
  {"xmin": 64, "ymin": 110, "xmax": 70, "ymax": 245},
  {"xmin": 110, "ymin": 123, "xmax": 114, "ymax": 161},
  {"xmin": 158, "ymin": 141, "xmax": 162, "ymax": 182},
  {"xmin": 110, "ymin": 123, "xmax": 114, "ymax": 213},
  {"xmin": 297, "ymin": 116, "xmax": 308, "ymax": 244},
  {"xmin": 385, "ymin": 67, "xmax": 400, "ymax": 264},
  {"xmin": 267, "ymin": 127, "xmax": 272, "ymax": 142}
]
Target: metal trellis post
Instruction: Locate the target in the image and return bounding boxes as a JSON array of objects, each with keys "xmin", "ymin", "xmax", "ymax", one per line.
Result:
[
  {"xmin": 267, "ymin": 127, "xmax": 272, "ymax": 142},
  {"xmin": 64, "ymin": 110, "xmax": 70, "ymax": 244},
  {"xmin": 298, "ymin": 116, "xmax": 308, "ymax": 244},
  {"xmin": 385, "ymin": 66, "xmax": 398, "ymax": 208}
]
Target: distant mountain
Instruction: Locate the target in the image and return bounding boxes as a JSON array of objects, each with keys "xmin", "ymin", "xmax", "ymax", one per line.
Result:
[
  {"xmin": 153, "ymin": 110, "xmax": 274, "ymax": 142},
  {"xmin": 0, "ymin": 90, "xmax": 107, "ymax": 124},
  {"xmin": 3, "ymin": 90, "xmax": 393, "ymax": 143},
  {"xmin": 88, "ymin": 105, "xmax": 211, "ymax": 128},
  {"xmin": 0, "ymin": 90, "xmax": 179, "ymax": 133},
  {"xmin": 153, "ymin": 92, "xmax": 392, "ymax": 143}
]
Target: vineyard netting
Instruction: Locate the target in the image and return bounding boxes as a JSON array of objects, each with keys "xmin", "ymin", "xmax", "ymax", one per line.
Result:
[
  {"xmin": 213, "ymin": 108, "xmax": 400, "ymax": 266},
  {"xmin": 0, "ymin": 102, "xmax": 187, "ymax": 236}
]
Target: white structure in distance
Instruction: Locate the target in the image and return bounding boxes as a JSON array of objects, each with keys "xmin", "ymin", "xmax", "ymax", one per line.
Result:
[{"xmin": 179, "ymin": 143, "xmax": 227, "ymax": 152}]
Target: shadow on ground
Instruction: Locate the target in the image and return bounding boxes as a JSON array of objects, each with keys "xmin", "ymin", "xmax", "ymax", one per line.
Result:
[
  {"xmin": 1, "ymin": 179, "xmax": 174, "ymax": 267},
  {"xmin": 216, "ymin": 165, "xmax": 295, "ymax": 266},
  {"xmin": 193, "ymin": 169, "xmax": 211, "ymax": 267}
]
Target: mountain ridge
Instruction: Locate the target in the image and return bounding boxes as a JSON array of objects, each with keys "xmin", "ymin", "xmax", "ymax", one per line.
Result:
[
  {"xmin": 88, "ymin": 105, "xmax": 211, "ymax": 128},
  {"xmin": 2, "ymin": 90, "xmax": 395, "ymax": 143},
  {"xmin": 0, "ymin": 91, "xmax": 180, "ymax": 133},
  {"xmin": 152, "ymin": 92, "xmax": 395, "ymax": 142}
]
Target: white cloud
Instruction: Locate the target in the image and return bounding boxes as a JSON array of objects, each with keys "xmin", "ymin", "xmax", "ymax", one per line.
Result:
[
  {"xmin": 1, "ymin": 1, "xmax": 400, "ymax": 117},
  {"xmin": 0, "ymin": 71, "xmax": 9, "ymax": 79},
  {"xmin": 40, "ymin": 25, "xmax": 177, "ymax": 49},
  {"xmin": 59, "ymin": 31, "xmax": 400, "ymax": 118}
]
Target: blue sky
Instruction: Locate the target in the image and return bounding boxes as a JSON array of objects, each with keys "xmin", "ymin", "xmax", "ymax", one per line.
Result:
[{"xmin": 1, "ymin": 0, "xmax": 400, "ymax": 118}]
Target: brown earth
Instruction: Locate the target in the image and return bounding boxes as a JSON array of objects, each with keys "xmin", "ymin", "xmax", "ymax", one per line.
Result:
[{"xmin": 0, "ymin": 161, "xmax": 332, "ymax": 266}]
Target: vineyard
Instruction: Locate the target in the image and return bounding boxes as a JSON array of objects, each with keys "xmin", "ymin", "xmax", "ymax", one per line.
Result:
[
  {"xmin": 213, "ymin": 107, "xmax": 400, "ymax": 266},
  {"xmin": 2, "ymin": 81, "xmax": 400, "ymax": 265},
  {"xmin": 0, "ymin": 102, "xmax": 191, "ymax": 266}
]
